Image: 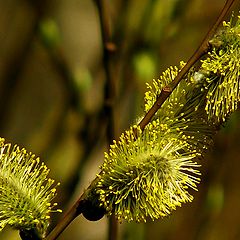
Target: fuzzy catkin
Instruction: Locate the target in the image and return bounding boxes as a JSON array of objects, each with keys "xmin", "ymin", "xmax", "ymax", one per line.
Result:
[
  {"xmin": 96, "ymin": 124, "xmax": 201, "ymax": 222},
  {"xmin": 144, "ymin": 62, "xmax": 215, "ymax": 152},
  {"xmin": 0, "ymin": 138, "xmax": 61, "ymax": 237},
  {"xmin": 201, "ymin": 17, "xmax": 240, "ymax": 123}
]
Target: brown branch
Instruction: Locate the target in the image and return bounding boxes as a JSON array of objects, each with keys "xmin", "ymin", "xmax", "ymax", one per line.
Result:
[
  {"xmin": 44, "ymin": 1, "xmax": 236, "ymax": 239},
  {"xmin": 94, "ymin": 0, "xmax": 117, "ymax": 140},
  {"xmin": 44, "ymin": 182, "xmax": 93, "ymax": 240},
  {"xmin": 94, "ymin": 0, "xmax": 118, "ymax": 240}
]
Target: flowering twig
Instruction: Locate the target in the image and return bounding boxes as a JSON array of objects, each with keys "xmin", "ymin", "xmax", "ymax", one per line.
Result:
[{"xmin": 44, "ymin": 1, "xmax": 235, "ymax": 239}]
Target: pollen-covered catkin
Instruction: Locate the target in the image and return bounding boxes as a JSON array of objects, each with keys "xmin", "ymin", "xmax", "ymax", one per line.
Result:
[
  {"xmin": 96, "ymin": 123, "xmax": 201, "ymax": 222},
  {"xmin": 201, "ymin": 17, "xmax": 240, "ymax": 123},
  {"xmin": 144, "ymin": 62, "xmax": 215, "ymax": 152},
  {"xmin": 0, "ymin": 138, "xmax": 61, "ymax": 238}
]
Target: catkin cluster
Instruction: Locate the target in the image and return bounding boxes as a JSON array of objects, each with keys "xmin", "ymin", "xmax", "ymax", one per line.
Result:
[
  {"xmin": 96, "ymin": 63, "xmax": 214, "ymax": 222},
  {"xmin": 93, "ymin": 17, "xmax": 240, "ymax": 222}
]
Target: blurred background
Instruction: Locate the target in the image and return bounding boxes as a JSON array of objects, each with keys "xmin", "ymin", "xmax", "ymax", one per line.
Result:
[{"xmin": 0, "ymin": 0, "xmax": 240, "ymax": 239}]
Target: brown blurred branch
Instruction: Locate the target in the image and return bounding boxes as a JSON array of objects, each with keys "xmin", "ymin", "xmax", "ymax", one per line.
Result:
[
  {"xmin": 94, "ymin": 0, "xmax": 117, "ymax": 140},
  {"xmin": 94, "ymin": 0, "xmax": 118, "ymax": 239},
  {"xmin": 44, "ymin": 1, "xmax": 235, "ymax": 239}
]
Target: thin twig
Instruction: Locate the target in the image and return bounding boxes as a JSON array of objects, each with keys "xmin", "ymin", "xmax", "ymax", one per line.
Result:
[
  {"xmin": 44, "ymin": 1, "xmax": 235, "ymax": 239},
  {"xmin": 44, "ymin": 186, "xmax": 90, "ymax": 240}
]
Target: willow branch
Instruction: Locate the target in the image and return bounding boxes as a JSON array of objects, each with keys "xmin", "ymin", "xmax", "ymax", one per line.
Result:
[{"xmin": 44, "ymin": 1, "xmax": 235, "ymax": 239}]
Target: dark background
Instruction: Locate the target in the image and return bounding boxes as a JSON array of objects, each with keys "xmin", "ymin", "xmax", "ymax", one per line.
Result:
[{"xmin": 0, "ymin": 0, "xmax": 240, "ymax": 239}]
